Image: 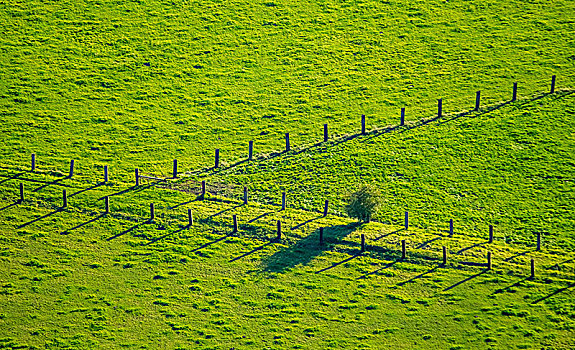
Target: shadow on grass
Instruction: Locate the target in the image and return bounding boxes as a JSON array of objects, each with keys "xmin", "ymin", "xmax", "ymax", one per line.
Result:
[
  {"xmin": 373, "ymin": 228, "xmax": 404, "ymax": 241},
  {"xmin": 291, "ymin": 215, "xmax": 323, "ymax": 231},
  {"xmin": 230, "ymin": 241, "xmax": 274, "ymax": 262},
  {"xmin": 397, "ymin": 266, "xmax": 439, "ymax": 286},
  {"xmin": 168, "ymin": 199, "xmax": 198, "ymax": 210},
  {"xmin": 263, "ymin": 222, "xmax": 361, "ymax": 273},
  {"xmin": 69, "ymin": 182, "xmax": 105, "ymax": 198},
  {"xmin": 456, "ymin": 242, "xmax": 485, "ymax": 255},
  {"xmin": 316, "ymin": 253, "xmax": 362, "ymax": 274},
  {"xmin": 99, "ymin": 184, "xmax": 155, "ymax": 200},
  {"xmin": 416, "ymin": 235, "xmax": 443, "ymax": 249},
  {"xmin": 547, "ymin": 258, "xmax": 574, "ymax": 270},
  {"xmin": 248, "ymin": 211, "xmax": 273, "ymax": 224},
  {"xmin": 18, "ymin": 208, "xmax": 63, "ymax": 229},
  {"xmin": 531, "ymin": 283, "xmax": 575, "ymax": 304},
  {"xmin": 0, "ymin": 202, "xmax": 19, "ymax": 212},
  {"xmin": 358, "ymin": 261, "xmax": 397, "ymax": 279},
  {"xmin": 107, "ymin": 220, "xmax": 151, "ymax": 241},
  {"xmin": 209, "ymin": 204, "xmax": 243, "ymax": 218},
  {"xmin": 504, "ymin": 250, "xmax": 531, "ymax": 262},
  {"xmin": 191, "ymin": 231, "xmax": 234, "ymax": 253},
  {"xmin": 492, "ymin": 277, "xmax": 530, "ymax": 295},
  {"xmin": 33, "ymin": 176, "xmax": 70, "ymax": 192},
  {"xmin": 61, "ymin": 213, "xmax": 106, "ymax": 235},
  {"xmin": 0, "ymin": 172, "xmax": 24, "ymax": 185},
  {"xmin": 444, "ymin": 269, "xmax": 488, "ymax": 291},
  {"xmin": 146, "ymin": 224, "xmax": 191, "ymax": 245}
]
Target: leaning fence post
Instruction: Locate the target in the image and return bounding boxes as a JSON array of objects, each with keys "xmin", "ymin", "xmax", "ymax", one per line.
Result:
[
  {"xmin": 361, "ymin": 114, "xmax": 366, "ymax": 135},
  {"xmin": 276, "ymin": 220, "xmax": 281, "ymax": 241},
  {"xmin": 281, "ymin": 192, "xmax": 286, "ymax": 211},
  {"xmin": 285, "ymin": 133, "xmax": 290, "ymax": 152},
  {"xmin": 172, "ymin": 159, "xmax": 178, "ymax": 178},
  {"xmin": 135, "ymin": 168, "xmax": 140, "ymax": 186},
  {"xmin": 188, "ymin": 208, "xmax": 193, "ymax": 226},
  {"xmin": 475, "ymin": 91, "xmax": 481, "ymax": 111},
  {"xmin": 442, "ymin": 246, "xmax": 447, "ymax": 265},
  {"xmin": 323, "ymin": 124, "xmax": 328, "ymax": 142},
  {"xmin": 404, "ymin": 211, "xmax": 409, "ymax": 230},
  {"xmin": 243, "ymin": 187, "xmax": 248, "ymax": 205},
  {"xmin": 68, "ymin": 159, "xmax": 75, "ymax": 178},
  {"xmin": 104, "ymin": 165, "xmax": 109, "ymax": 183},
  {"xmin": 449, "ymin": 219, "xmax": 454, "ymax": 236},
  {"xmin": 62, "ymin": 189, "xmax": 67, "ymax": 208},
  {"xmin": 400, "ymin": 108, "xmax": 405, "ymax": 126},
  {"xmin": 488, "ymin": 225, "xmax": 494, "ymax": 243},
  {"xmin": 530, "ymin": 259, "xmax": 535, "ymax": 279},
  {"xmin": 248, "ymin": 141, "xmax": 254, "ymax": 160},
  {"xmin": 323, "ymin": 200, "xmax": 328, "ymax": 217},
  {"xmin": 487, "ymin": 252, "xmax": 492, "ymax": 270},
  {"xmin": 550, "ymin": 75, "xmax": 556, "ymax": 94},
  {"xmin": 150, "ymin": 203, "xmax": 155, "ymax": 221},
  {"xmin": 105, "ymin": 196, "xmax": 109, "ymax": 214},
  {"xmin": 233, "ymin": 214, "xmax": 238, "ymax": 233},
  {"xmin": 214, "ymin": 149, "xmax": 220, "ymax": 168},
  {"xmin": 361, "ymin": 234, "xmax": 366, "ymax": 252},
  {"xmin": 437, "ymin": 99, "xmax": 442, "ymax": 118},
  {"xmin": 536, "ymin": 232, "xmax": 541, "ymax": 251},
  {"xmin": 201, "ymin": 180, "xmax": 206, "ymax": 199},
  {"xmin": 31, "ymin": 153, "xmax": 36, "ymax": 171},
  {"xmin": 319, "ymin": 227, "xmax": 324, "ymax": 245},
  {"xmin": 18, "ymin": 183, "xmax": 24, "ymax": 203},
  {"xmin": 401, "ymin": 240, "xmax": 406, "ymax": 260},
  {"xmin": 512, "ymin": 82, "xmax": 518, "ymax": 101}
]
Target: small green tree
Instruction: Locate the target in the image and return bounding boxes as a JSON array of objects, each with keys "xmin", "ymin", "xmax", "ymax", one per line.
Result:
[{"xmin": 345, "ymin": 185, "xmax": 381, "ymax": 222}]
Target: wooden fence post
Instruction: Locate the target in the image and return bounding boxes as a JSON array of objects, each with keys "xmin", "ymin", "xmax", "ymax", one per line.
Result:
[
  {"xmin": 449, "ymin": 219, "xmax": 454, "ymax": 236},
  {"xmin": 323, "ymin": 200, "xmax": 328, "ymax": 217},
  {"xmin": 404, "ymin": 211, "xmax": 409, "ymax": 230},
  {"xmin": 400, "ymin": 108, "xmax": 405, "ymax": 126},
  {"xmin": 487, "ymin": 252, "xmax": 492, "ymax": 270},
  {"xmin": 530, "ymin": 259, "xmax": 535, "ymax": 279},
  {"xmin": 150, "ymin": 203, "xmax": 155, "ymax": 221},
  {"xmin": 188, "ymin": 208, "xmax": 193, "ymax": 226},
  {"xmin": 475, "ymin": 91, "xmax": 481, "ymax": 111},
  {"xmin": 104, "ymin": 165, "xmax": 109, "ymax": 183},
  {"xmin": 512, "ymin": 82, "xmax": 518, "ymax": 101},
  {"xmin": 489, "ymin": 225, "xmax": 494, "ymax": 243},
  {"xmin": 105, "ymin": 196, "xmax": 109, "ymax": 214},
  {"xmin": 319, "ymin": 227, "xmax": 324, "ymax": 245},
  {"xmin": 276, "ymin": 220, "xmax": 281, "ymax": 241},
  {"xmin": 31, "ymin": 153, "xmax": 36, "ymax": 171},
  {"xmin": 248, "ymin": 141, "xmax": 254, "ymax": 160},
  {"xmin": 437, "ymin": 99, "xmax": 442, "ymax": 118},
  {"xmin": 401, "ymin": 239, "xmax": 406, "ymax": 260},
  {"xmin": 214, "ymin": 149, "xmax": 220, "ymax": 168},
  {"xmin": 68, "ymin": 159, "xmax": 75, "ymax": 178},
  {"xmin": 285, "ymin": 133, "xmax": 290, "ymax": 152},
  {"xmin": 281, "ymin": 192, "xmax": 286, "ymax": 211},
  {"xmin": 323, "ymin": 124, "xmax": 328, "ymax": 142},
  {"xmin": 550, "ymin": 75, "xmax": 556, "ymax": 94},
  {"xmin": 233, "ymin": 214, "xmax": 238, "ymax": 233},
  {"xmin": 442, "ymin": 246, "xmax": 447, "ymax": 265},
  {"xmin": 135, "ymin": 168, "xmax": 140, "ymax": 186},
  {"xmin": 536, "ymin": 232, "xmax": 541, "ymax": 251},
  {"xmin": 62, "ymin": 189, "xmax": 67, "ymax": 208},
  {"xmin": 18, "ymin": 183, "xmax": 24, "ymax": 203},
  {"xmin": 243, "ymin": 187, "xmax": 248, "ymax": 205},
  {"xmin": 172, "ymin": 159, "xmax": 178, "ymax": 178},
  {"xmin": 361, "ymin": 234, "xmax": 366, "ymax": 252},
  {"xmin": 361, "ymin": 114, "xmax": 366, "ymax": 135}
]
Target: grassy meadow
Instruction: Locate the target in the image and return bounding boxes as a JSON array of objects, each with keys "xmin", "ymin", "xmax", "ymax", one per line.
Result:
[{"xmin": 1, "ymin": 0, "xmax": 575, "ymax": 349}]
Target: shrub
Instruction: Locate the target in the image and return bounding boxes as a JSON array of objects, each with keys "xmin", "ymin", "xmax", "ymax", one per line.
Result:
[{"xmin": 344, "ymin": 185, "xmax": 381, "ymax": 222}]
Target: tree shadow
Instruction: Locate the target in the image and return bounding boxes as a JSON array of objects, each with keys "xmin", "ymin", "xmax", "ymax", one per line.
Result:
[
  {"xmin": 18, "ymin": 208, "xmax": 63, "ymax": 229},
  {"xmin": 230, "ymin": 241, "xmax": 274, "ymax": 262},
  {"xmin": 503, "ymin": 250, "xmax": 531, "ymax": 262},
  {"xmin": 69, "ymin": 182, "xmax": 105, "ymax": 198},
  {"xmin": 443, "ymin": 269, "xmax": 488, "ymax": 291},
  {"xmin": 531, "ymin": 283, "xmax": 575, "ymax": 304},
  {"xmin": 106, "ymin": 220, "xmax": 151, "ymax": 241},
  {"xmin": 397, "ymin": 266, "xmax": 439, "ymax": 286},
  {"xmin": 263, "ymin": 222, "xmax": 361, "ymax": 273},
  {"xmin": 61, "ymin": 213, "xmax": 106, "ymax": 235}
]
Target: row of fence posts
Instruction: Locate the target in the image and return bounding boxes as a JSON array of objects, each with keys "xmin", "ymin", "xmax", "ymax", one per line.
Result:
[{"xmin": 205, "ymin": 76, "xmax": 558, "ymax": 168}]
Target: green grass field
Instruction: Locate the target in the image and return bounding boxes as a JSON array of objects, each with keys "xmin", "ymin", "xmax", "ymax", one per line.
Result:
[{"xmin": 1, "ymin": 0, "xmax": 575, "ymax": 348}]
